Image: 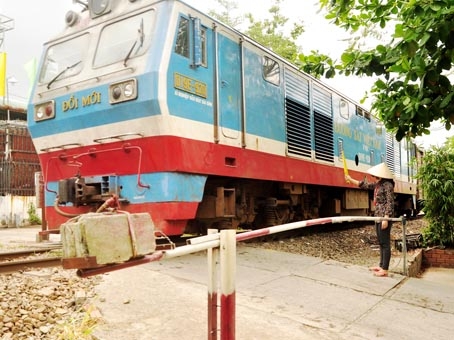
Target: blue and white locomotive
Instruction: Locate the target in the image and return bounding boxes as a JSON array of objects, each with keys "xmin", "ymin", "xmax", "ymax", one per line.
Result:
[{"xmin": 28, "ymin": 0, "xmax": 419, "ymax": 236}]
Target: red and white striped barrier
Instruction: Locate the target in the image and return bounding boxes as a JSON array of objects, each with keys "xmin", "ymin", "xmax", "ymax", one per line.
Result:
[{"xmin": 77, "ymin": 216, "xmax": 407, "ymax": 340}]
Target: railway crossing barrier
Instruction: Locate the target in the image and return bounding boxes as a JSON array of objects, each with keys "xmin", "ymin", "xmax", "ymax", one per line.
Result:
[{"xmin": 74, "ymin": 215, "xmax": 407, "ymax": 340}]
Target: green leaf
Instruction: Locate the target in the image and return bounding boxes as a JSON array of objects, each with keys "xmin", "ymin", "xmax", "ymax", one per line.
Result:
[
  {"xmin": 420, "ymin": 98, "xmax": 432, "ymax": 105},
  {"xmin": 430, "ymin": 4, "xmax": 442, "ymax": 11},
  {"xmin": 407, "ymin": 41, "xmax": 418, "ymax": 57},
  {"xmin": 440, "ymin": 92, "xmax": 454, "ymax": 109},
  {"xmin": 394, "ymin": 24, "xmax": 404, "ymax": 38},
  {"xmin": 376, "ymin": 45, "xmax": 387, "ymax": 54},
  {"xmin": 388, "ymin": 64, "xmax": 404, "ymax": 73},
  {"xmin": 325, "ymin": 68, "xmax": 336, "ymax": 78},
  {"xmin": 419, "ymin": 32, "xmax": 432, "ymax": 46},
  {"xmin": 341, "ymin": 52, "xmax": 355, "ymax": 64},
  {"xmin": 375, "ymin": 79, "xmax": 387, "ymax": 90}
]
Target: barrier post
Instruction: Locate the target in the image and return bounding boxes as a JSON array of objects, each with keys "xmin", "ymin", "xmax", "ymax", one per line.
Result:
[
  {"xmin": 220, "ymin": 229, "xmax": 236, "ymax": 340},
  {"xmin": 207, "ymin": 229, "xmax": 219, "ymax": 340},
  {"xmin": 402, "ymin": 216, "xmax": 407, "ymax": 276}
]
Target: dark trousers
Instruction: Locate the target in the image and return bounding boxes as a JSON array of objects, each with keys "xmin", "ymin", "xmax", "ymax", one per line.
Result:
[{"xmin": 375, "ymin": 221, "xmax": 392, "ymax": 270}]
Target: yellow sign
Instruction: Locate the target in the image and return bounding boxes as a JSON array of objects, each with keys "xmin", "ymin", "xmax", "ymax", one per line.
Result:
[
  {"xmin": 174, "ymin": 73, "xmax": 207, "ymax": 98},
  {"xmin": 341, "ymin": 150, "xmax": 349, "ymax": 181},
  {"xmin": 0, "ymin": 52, "xmax": 6, "ymax": 97},
  {"xmin": 341, "ymin": 151, "xmax": 348, "ymax": 175}
]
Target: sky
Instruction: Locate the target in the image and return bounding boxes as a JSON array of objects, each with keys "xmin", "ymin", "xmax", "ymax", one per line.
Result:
[
  {"xmin": 0, "ymin": 0, "xmax": 70, "ymax": 104},
  {"xmin": 0, "ymin": 0, "xmax": 452, "ymax": 147}
]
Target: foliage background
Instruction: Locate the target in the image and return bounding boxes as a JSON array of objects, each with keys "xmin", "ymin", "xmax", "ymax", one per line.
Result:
[{"xmin": 417, "ymin": 144, "xmax": 454, "ymax": 247}]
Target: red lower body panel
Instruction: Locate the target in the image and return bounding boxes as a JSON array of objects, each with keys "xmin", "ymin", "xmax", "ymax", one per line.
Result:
[{"xmin": 45, "ymin": 201, "xmax": 199, "ymax": 236}]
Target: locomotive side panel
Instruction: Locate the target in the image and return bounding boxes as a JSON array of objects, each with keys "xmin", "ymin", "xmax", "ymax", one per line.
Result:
[{"xmin": 243, "ymin": 49, "xmax": 286, "ymax": 147}]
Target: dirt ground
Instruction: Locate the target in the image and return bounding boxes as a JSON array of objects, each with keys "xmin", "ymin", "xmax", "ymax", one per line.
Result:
[{"xmin": 248, "ymin": 218, "xmax": 427, "ymax": 267}]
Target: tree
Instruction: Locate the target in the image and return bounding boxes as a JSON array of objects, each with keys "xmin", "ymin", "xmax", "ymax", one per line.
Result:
[
  {"xmin": 244, "ymin": 0, "xmax": 304, "ymax": 62},
  {"xmin": 208, "ymin": 0, "xmax": 243, "ymax": 28},
  {"xmin": 209, "ymin": 0, "xmax": 304, "ymax": 63},
  {"xmin": 417, "ymin": 140, "xmax": 454, "ymax": 247},
  {"xmin": 298, "ymin": 1, "xmax": 454, "ymax": 141}
]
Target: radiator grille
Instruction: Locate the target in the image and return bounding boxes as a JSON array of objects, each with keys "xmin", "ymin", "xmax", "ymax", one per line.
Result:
[
  {"xmin": 313, "ymin": 86, "xmax": 333, "ymax": 162},
  {"xmin": 286, "ymin": 98, "xmax": 311, "ymax": 157},
  {"xmin": 285, "ymin": 72, "xmax": 334, "ymax": 162},
  {"xmin": 386, "ymin": 132, "xmax": 401, "ymax": 177},
  {"xmin": 285, "ymin": 71, "xmax": 311, "ymax": 157}
]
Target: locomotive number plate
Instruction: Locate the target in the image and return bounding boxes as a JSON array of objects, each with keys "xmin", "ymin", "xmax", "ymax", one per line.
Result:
[{"xmin": 174, "ymin": 73, "xmax": 207, "ymax": 98}]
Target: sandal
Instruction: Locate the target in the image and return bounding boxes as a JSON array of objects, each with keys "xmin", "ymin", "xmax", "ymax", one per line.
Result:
[
  {"xmin": 374, "ymin": 270, "xmax": 388, "ymax": 277},
  {"xmin": 369, "ymin": 266, "xmax": 382, "ymax": 272}
]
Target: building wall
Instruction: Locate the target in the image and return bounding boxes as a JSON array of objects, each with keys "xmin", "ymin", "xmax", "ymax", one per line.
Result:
[{"xmin": 0, "ymin": 194, "xmax": 41, "ymax": 227}]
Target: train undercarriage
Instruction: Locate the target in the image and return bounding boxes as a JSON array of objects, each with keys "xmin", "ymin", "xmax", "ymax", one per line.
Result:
[
  {"xmin": 187, "ymin": 176, "xmax": 417, "ymax": 235},
  {"xmin": 54, "ymin": 174, "xmax": 417, "ymax": 236}
]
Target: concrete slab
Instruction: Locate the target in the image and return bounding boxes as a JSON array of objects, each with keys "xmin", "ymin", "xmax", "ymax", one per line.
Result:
[
  {"xmin": 238, "ymin": 274, "xmax": 383, "ymax": 333},
  {"xmin": 420, "ymin": 267, "xmax": 454, "ymax": 284},
  {"xmin": 93, "ymin": 266, "xmax": 207, "ymax": 340},
  {"xmin": 93, "ymin": 265, "xmax": 339, "ymax": 340},
  {"xmin": 390, "ymin": 276, "xmax": 454, "ymax": 313},
  {"xmin": 342, "ymin": 298, "xmax": 454, "ymax": 340},
  {"xmin": 151, "ymin": 245, "xmax": 325, "ymax": 290},
  {"xmin": 236, "ymin": 246, "xmax": 324, "ymax": 273},
  {"xmin": 299, "ymin": 259, "xmax": 404, "ymax": 296}
]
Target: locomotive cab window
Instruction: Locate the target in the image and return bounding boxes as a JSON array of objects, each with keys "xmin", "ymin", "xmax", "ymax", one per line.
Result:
[
  {"xmin": 175, "ymin": 16, "xmax": 207, "ymax": 67},
  {"xmin": 94, "ymin": 10, "xmax": 155, "ymax": 68},
  {"xmin": 198, "ymin": 26, "xmax": 207, "ymax": 67},
  {"xmin": 175, "ymin": 17, "xmax": 190, "ymax": 58},
  {"xmin": 356, "ymin": 106, "xmax": 371, "ymax": 121},
  {"xmin": 263, "ymin": 56, "xmax": 280, "ymax": 85},
  {"xmin": 40, "ymin": 34, "xmax": 89, "ymax": 84}
]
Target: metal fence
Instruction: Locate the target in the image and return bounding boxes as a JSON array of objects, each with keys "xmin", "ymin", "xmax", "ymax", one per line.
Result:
[{"xmin": 0, "ymin": 123, "xmax": 41, "ymax": 196}]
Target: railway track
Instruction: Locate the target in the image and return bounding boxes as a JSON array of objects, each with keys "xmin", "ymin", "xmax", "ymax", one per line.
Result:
[{"xmin": 0, "ymin": 246, "xmax": 63, "ymax": 274}]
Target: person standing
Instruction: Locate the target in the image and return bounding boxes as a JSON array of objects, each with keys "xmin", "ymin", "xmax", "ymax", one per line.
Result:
[{"xmin": 345, "ymin": 163, "xmax": 395, "ymax": 277}]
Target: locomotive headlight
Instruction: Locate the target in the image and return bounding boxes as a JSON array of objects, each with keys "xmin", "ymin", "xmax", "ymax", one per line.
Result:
[
  {"xmin": 34, "ymin": 101, "xmax": 55, "ymax": 121},
  {"xmin": 89, "ymin": 0, "xmax": 111, "ymax": 17},
  {"xmin": 112, "ymin": 86, "xmax": 122, "ymax": 100},
  {"xmin": 124, "ymin": 83, "xmax": 134, "ymax": 98},
  {"xmin": 109, "ymin": 78, "xmax": 138, "ymax": 104},
  {"xmin": 65, "ymin": 10, "xmax": 79, "ymax": 27}
]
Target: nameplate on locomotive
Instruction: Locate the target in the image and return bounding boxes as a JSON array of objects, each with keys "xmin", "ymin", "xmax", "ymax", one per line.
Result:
[{"xmin": 174, "ymin": 72, "xmax": 207, "ymax": 98}]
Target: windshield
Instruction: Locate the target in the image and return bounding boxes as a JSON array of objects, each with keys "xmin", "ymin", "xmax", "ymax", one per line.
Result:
[
  {"xmin": 94, "ymin": 10, "xmax": 154, "ymax": 68},
  {"xmin": 39, "ymin": 34, "xmax": 89, "ymax": 84}
]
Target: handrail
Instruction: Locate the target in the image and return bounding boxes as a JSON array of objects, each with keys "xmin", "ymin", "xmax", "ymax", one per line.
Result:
[
  {"xmin": 41, "ymin": 143, "xmax": 83, "ymax": 152},
  {"xmin": 71, "ymin": 143, "xmax": 150, "ymax": 189},
  {"xmin": 93, "ymin": 132, "xmax": 144, "ymax": 144}
]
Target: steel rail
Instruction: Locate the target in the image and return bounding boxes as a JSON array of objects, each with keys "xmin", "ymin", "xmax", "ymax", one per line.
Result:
[
  {"xmin": 0, "ymin": 247, "xmax": 61, "ymax": 261},
  {"xmin": 0, "ymin": 257, "xmax": 62, "ymax": 274}
]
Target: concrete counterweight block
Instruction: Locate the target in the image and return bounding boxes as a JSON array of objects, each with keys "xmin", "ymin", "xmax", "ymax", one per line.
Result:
[{"xmin": 61, "ymin": 212, "xmax": 156, "ymax": 264}]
